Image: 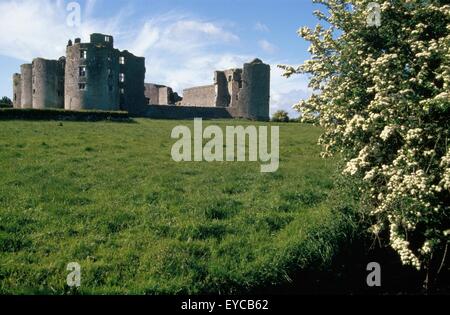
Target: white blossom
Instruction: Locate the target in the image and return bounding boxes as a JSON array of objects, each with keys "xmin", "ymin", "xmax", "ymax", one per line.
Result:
[{"xmin": 281, "ymin": 0, "xmax": 450, "ymax": 270}]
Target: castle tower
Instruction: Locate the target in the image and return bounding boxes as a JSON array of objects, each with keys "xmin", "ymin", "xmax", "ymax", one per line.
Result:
[
  {"xmin": 32, "ymin": 57, "xmax": 65, "ymax": 109},
  {"xmin": 20, "ymin": 64, "xmax": 33, "ymax": 109},
  {"xmin": 119, "ymin": 50, "xmax": 146, "ymax": 115},
  {"xmin": 213, "ymin": 69, "xmax": 243, "ymax": 108},
  {"xmin": 223, "ymin": 69, "xmax": 243, "ymax": 109},
  {"xmin": 180, "ymin": 59, "xmax": 270, "ymax": 120},
  {"xmin": 214, "ymin": 71, "xmax": 229, "ymax": 107},
  {"xmin": 237, "ymin": 59, "xmax": 270, "ymax": 120},
  {"xmin": 65, "ymin": 34, "xmax": 120, "ymax": 111},
  {"xmin": 12, "ymin": 73, "xmax": 22, "ymax": 108}
]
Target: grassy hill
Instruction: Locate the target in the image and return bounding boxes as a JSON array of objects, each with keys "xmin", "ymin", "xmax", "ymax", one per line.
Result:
[{"xmin": 0, "ymin": 119, "xmax": 356, "ymax": 294}]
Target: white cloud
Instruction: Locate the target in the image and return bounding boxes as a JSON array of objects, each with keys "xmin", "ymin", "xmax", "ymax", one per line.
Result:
[
  {"xmin": 258, "ymin": 39, "xmax": 277, "ymax": 54},
  {"xmin": 269, "ymin": 64, "xmax": 312, "ymax": 118},
  {"xmin": 122, "ymin": 13, "xmax": 245, "ymax": 92},
  {"xmin": 0, "ymin": 0, "xmax": 124, "ymax": 61},
  {"xmin": 0, "ymin": 1, "xmax": 243, "ymax": 92},
  {"xmin": 128, "ymin": 22, "xmax": 161, "ymax": 57},
  {"xmin": 84, "ymin": 0, "xmax": 97, "ymax": 18},
  {"xmin": 254, "ymin": 22, "xmax": 269, "ymax": 32}
]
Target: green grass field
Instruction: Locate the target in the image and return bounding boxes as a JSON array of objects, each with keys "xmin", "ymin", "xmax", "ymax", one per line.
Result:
[{"xmin": 0, "ymin": 119, "xmax": 356, "ymax": 294}]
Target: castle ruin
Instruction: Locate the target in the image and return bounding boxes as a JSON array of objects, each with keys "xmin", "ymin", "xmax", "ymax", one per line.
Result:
[
  {"xmin": 12, "ymin": 33, "xmax": 270, "ymax": 121},
  {"xmin": 181, "ymin": 60, "xmax": 270, "ymax": 121}
]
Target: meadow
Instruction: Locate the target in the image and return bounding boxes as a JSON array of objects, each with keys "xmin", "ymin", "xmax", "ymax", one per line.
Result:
[{"xmin": 0, "ymin": 119, "xmax": 357, "ymax": 294}]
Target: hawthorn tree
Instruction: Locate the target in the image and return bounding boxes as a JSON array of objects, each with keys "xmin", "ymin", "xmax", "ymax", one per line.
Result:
[{"xmin": 281, "ymin": 0, "xmax": 450, "ymax": 286}]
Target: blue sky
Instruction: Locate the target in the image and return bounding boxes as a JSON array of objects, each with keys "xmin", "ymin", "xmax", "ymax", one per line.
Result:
[{"xmin": 0, "ymin": 0, "xmax": 321, "ymax": 117}]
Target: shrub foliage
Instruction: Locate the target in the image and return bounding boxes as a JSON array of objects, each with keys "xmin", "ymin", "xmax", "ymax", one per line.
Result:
[
  {"xmin": 272, "ymin": 110, "xmax": 290, "ymax": 122},
  {"xmin": 0, "ymin": 108, "xmax": 131, "ymax": 122},
  {"xmin": 281, "ymin": 0, "xmax": 450, "ymax": 279},
  {"xmin": 0, "ymin": 96, "xmax": 13, "ymax": 108}
]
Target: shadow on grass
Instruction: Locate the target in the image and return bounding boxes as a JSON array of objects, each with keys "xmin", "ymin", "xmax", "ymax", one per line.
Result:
[
  {"xmin": 0, "ymin": 108, "xmax": 135, "ymax": 123},
  {"xmin": 258, "ymin": 235, "xmax": 450, "ymax": 295}
]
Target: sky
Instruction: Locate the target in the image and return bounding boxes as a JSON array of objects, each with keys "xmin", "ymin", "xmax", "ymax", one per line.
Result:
[{"xmin": 0, "ymin": 0, "xmax": 321, "ymax": 117}]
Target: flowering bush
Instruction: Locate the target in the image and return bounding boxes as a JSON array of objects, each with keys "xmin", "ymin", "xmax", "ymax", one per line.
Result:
[{"xmin": 280, "ymin": 0, "xmax": 450, "ymax": 279}]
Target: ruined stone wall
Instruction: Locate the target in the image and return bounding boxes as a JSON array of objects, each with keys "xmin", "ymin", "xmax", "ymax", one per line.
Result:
[
  {"xmin": 65, "ymin": 36, "xmax": 120, "ymax": 111},
  {"xmin": 214, "ymin": 71, "xmax": 229, "ymax": 107},
  {"xmin": 158, "ymin": 87, "xmax": 172, "ymax": 105},
  {"xmin": 176, "ymin": 59, "xmax": 269, "ymax": 120},
  {"xmin": 224, "ymin": 69, "xmax": 242, "ymax": 109},
  {"xmin": 12, "ymin": 73, "xmax": 22, "ymax": 108},
  {"xmin": 181, "ymin": 85, "xmax": 216, "ymax": 107},
  {"xmin": 145, "ymin": 84, "xmax": 180, "ymax": 105},
  {"xmin": 20, "ymin": 64, "xmax": 33, "ymax": 109},
  {"xmin": 32, "ymin": 58, "xmax": 65, "ymax": 109},
  {"xmin": 10, "ymin": 33, "xmax": 270, "ymax": 120},
  {"xmin": 90, "ymin": 33, "xmax": 114, "ymax": 48},
  {"xmin": 120, "ymin": 51, "xmax": 146, "ymax": 115},
  {"xmin": 144, "ymin": 83, "xmax": 162, "ymax": 104}
]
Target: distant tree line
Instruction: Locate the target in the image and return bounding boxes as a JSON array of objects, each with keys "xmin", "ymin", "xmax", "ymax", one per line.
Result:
[{"xmin": 0, "ymin": 96, "xmax": 12, "ymax": 108}]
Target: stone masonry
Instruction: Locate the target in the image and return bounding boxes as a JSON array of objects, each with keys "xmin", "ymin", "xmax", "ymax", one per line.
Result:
[
  {"xmin": 144, "ymin": 83, "xmax": 182, "ymax": 106},
  {"xmin": 12, "ymin": 34, "xmax": 270, "ymax": 121},
  {"xmin": 180, "ymin": 59, "xmax": 270, "ymax": 120}
]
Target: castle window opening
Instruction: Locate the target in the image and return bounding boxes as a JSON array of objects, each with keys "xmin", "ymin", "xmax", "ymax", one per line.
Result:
[
  {"xmin": 80, "ymin": 50, "xmax": 87, "ymax": 59},
  {"xmin": 228, "ymin": 76, "xmax": 232, "ymax": 82},
  {"xmin": 79, "ymin": 83, "xmax": 86, "ymax": 90},
  {"xmin": 33, "ymin": 89, "xmax": 35, "ymax": 94},
  {"xmin": 119, "ymin": 56, "xmax": 125, "ymax": 65},
  {"xmin": 120, "ymin": 88, "xmax": 125, "ymax": 94},
  {"xmin": 79, "ymin": 66, "xmax": 86, "ymax": 77},
  {"xmin": 105, "ymin": 36, "xmax": 110, "ymax": 42},
  {"xmin": 239, "ymin": 81, "xmax": 243, "ymax": 88},
  {"xmin": 119, "ymin": 73, "xmax": 125, "ymax": 83}
]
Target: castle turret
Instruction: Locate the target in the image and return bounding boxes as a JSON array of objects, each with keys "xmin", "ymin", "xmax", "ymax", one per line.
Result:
[
  {"xmin": 238, "ymin": 59, "xmax": 270, "ymax": 121},
  {"xmin": 90, "ymin": 33, "xmax": 114, "ymax": 48},
  {"xmin": 180, "ymin": 59, "xmax": 269, "ymax": 120},
  {"xmin": 214, "ymin": 71, "xmax": 229, "ymax": 107},
  {"xmin": 219, "ymin": 68, "xmax": 243, "ymax": 109},
  {"xmin": 119, "ymin": 50, "xmax": 146, "ymax": 115},
  {"xmin": 32, "ymin": 58, "xmax": 65, "ymax": 109},
  {"xmin": 20, "ymin": 64, "xmax": 33, "ymax": 109},
  {"xmin": 12, "ymin": 73, "xmax": 22, "ymax": 108},
  {"xmin": 65, "ymin": 34, "xmax": 120, "ymax": 111}
]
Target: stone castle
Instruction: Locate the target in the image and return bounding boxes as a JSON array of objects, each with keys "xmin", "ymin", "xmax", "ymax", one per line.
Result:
[{"xmin": 12, "ymin": 33, "xmax": 270, "ymax": 121}]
